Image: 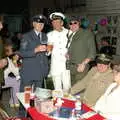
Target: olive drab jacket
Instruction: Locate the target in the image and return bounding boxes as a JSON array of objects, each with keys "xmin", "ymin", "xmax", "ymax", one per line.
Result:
[{"xmin": 68, "ymin": 29, "xmax": 96, "ymax": 66}]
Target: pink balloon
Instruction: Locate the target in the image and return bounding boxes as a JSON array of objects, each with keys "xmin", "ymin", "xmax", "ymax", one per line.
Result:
[{"xmin": 99, "ymin": 18, "xmax": 108, "ymax": 26}]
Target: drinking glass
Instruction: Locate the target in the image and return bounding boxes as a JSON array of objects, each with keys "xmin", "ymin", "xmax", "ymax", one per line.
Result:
[
  {"xmin": 47, "ymin": 44, "xmax": 53, "ymax": 52},
  {"xmin": 24, "ymin": 86, "xmax": 31, "ymax": 104}
]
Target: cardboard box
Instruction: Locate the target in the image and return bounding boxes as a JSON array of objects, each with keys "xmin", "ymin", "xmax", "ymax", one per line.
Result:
[{"xmin": 35, "ymin": 98, "xmax": 55, "ymax": 114}]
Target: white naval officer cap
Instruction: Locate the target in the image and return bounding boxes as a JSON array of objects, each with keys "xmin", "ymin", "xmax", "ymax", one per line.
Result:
[{"xmin": 49, "ymin": 12, "xmax": 65, "ymax": 21}]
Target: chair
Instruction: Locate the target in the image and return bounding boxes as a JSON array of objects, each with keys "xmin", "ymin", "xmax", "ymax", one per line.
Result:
[
  {"xmin": 0, "ymin": 107, "xmax": 30, "ymax": 120},
  {"xmin": 1, "ymin": 86, "xmax": 11, "ymax": 96},
  {"xmin": 0, "ymin": 107, "xmax": 9, "ymax": 120},
  {"xmin": 0, "ymin": 86, "xmax": 11, "ymax": 101}
]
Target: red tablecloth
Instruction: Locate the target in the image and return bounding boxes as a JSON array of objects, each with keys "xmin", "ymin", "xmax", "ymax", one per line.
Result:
[{"xmin": 27, "ymin": 98, "xmax": 105, "ymax": 120}]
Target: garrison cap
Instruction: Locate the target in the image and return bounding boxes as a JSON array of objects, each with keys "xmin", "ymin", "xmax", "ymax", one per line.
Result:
[{"xmin": 96, "ymin": 54, "xmax": 112, "ymax": 65}]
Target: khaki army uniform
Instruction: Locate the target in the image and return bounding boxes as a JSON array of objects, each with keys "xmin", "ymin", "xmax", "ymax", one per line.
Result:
[{"xmin": 71, "ymin": 67, "xmax": 113, "ymax": 107}]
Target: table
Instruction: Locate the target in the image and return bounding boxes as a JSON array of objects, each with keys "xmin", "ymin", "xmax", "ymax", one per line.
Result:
[{"xmin": 17, "ymin": 93, "xmax": 105, "ymax": 120}]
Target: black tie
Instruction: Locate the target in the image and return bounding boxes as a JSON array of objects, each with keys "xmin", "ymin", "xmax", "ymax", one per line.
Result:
[
  {"xmin": 66, "ymin": 32, "xmax": 73, "ymax": 48},
  {"xmin": 38, "ymin": 33, "xmax": 41, "ymax": 39},
  {"xmin": 38, "ymin": 33, "xmax": 42, "ymax": 43},
  {"xmin": 38, "ymin": 33, "xmax": 46, "ymax": 45}
]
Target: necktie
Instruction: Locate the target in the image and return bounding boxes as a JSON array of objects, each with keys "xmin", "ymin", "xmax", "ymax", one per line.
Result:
[
  {"xmin": 38, "ymin": 33, "xmax": 46, "ymax": 45},
  {"xmin": 66, "ymin": 32, "xmax": 74, "ymax": 48},
  {"xmin": 38, "ymin": 33, "xmax": 42, "ymax": 44},
  {"xmin": 38, "ymin": 33, "xmax": 41, "ymax": 40}
]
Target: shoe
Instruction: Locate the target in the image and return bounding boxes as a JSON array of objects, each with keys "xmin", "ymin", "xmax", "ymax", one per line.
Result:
[{"xmin": 10, "ymin": 104, "xmax": 19, "ymax": 107}]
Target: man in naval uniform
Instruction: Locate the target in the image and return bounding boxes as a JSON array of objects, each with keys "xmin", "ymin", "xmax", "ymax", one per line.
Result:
[{"xmin": 47, "ymin": 12, "xmax": 71, "ymax": 92}]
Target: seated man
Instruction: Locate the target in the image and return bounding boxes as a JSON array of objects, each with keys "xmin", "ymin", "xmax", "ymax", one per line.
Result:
[
  {"xmin": 71, "ymin": 54, "xmax": 113, "ymax": 107},
  {"xmin": 94, "ymin": 55, "xmax": 120, "ymax": 119}
]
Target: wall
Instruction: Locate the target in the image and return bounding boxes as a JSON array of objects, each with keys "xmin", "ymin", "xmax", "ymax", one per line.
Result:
[
  {"xmin": 86, "ymin": 0, "xmax": 120, "ymax": 15},
  {"xmin": 65, "ymin": 0, "xmax": 120, "ymax": 15},
  {"xmin": 29, "ymin": 0, "xmax": 56, "ymax": 17}
]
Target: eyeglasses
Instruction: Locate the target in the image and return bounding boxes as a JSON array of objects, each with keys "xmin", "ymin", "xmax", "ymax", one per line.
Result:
[{"xmin": 69, "ymin": 22, "xmax": 78, "ymax": 25}]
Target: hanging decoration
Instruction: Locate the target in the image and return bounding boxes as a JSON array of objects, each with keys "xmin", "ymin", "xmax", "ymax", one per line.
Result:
[
  {"xmin": 99, "ymin": 18, "xmax": 108, "ymax": 26},
  {"xmin": 81, "ymin": 17, "xmax": 90, "ymax": 29}
]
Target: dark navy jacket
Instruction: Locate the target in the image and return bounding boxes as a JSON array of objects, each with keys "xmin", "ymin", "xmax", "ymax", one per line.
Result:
[{"xmin": 19, "ymin": 30, "xmax": 49, "ymax": 82}]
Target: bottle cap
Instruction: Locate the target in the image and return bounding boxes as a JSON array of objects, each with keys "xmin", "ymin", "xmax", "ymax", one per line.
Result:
[{"xmin": 76, "ymin": 95, "xmax": 80, "ymax": 99}]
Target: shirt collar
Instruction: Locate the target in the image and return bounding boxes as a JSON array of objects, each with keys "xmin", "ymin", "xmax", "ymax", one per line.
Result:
[{"xmin": 34, "ymin": 30, "xmax": 41, "ymax": 36}]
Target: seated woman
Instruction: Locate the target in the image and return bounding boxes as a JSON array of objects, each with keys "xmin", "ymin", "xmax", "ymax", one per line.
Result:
[
  {"xmin": 94, "ymin": 56, "xmax": 120, "ymax": 119},
  {"xmin": 4, "ymin": 43, "xmax": 21, "ymax": 107}
]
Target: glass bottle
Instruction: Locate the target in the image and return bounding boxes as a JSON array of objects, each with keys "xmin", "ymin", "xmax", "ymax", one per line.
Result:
[{"xmin": 74, "ymin": 95, "xmax": 81, "ymax": 119}]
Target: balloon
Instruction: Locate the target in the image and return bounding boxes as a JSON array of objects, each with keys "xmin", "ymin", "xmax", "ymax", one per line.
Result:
[
  {"xmin": 99, "ymin": 18, "xmax": 108, "ymax": 26},
  {"xmin": 81, "ymin": 18, "xmax": 90, "ymax": 29}
]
